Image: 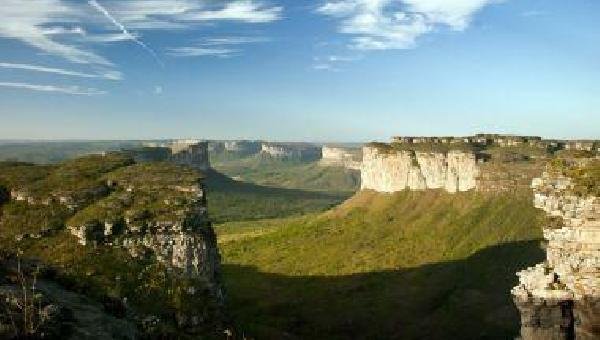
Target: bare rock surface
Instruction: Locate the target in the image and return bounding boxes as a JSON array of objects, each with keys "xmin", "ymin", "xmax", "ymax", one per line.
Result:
[
  {"xmin": 512, "ymin": 169, "xmax": 600, "ymax": 339},
  {"xmin": 360, "ymin": 146, "xmax": 478, "ymax": 193}
]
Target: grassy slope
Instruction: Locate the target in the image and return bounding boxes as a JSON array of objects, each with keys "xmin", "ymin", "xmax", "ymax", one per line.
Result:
[
  {"xmin": 218, "ymin": 189, "xmax": 545, "ymax": 339},
  {"xmin": 205, "ymin": 170, "xmax": 352, "ymax": 223},
  {"xmin": 207, "ymin": 154, "xmax": 360, "ymax": 223},
  {"xmin": 211, "ymin": 155, "xmax": 360, "ymax": 193}
]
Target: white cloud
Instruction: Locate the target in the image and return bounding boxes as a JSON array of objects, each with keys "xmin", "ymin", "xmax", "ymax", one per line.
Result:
[
  {"xmin": 167, "ymin": 47, "xmax": 238, "ymax": 58},
  {"xmin": 201, "ymin": 36, "xmax": 271, "ymax": 45},
  {"xmin": 0, "ymin": 0, "xmax": 282, "ymax": 94},
  {"xmin": 313, "ymin": 54, "xmax": 361, "ymax": 71},
  {"xmin": 317, "ymin": 0, "xmax": 497, "ymax": 50},
  {"xmin": 179, "ymin": 1, "xmax": 282, "ymax": 23},
  {"xmin": 0, "ymin": 0, "xmax": 282, "ymax": 64},
  {"xmin": 88, "ymin": 0, "xmax": 163, "ymax": 66},
  {"xmin": 0, "ymin": 0, "xmax": 112, "ymax": 65},
  {"xmin": 40, "ymin": 26, "xmax": 86, "ymax": 35},
  {"xmin": 169, "ymin": 35, "xmax": 269, "ymax": 58},
  {"xmin": 0, "ymin": 81, "xmax": 105, "ymax": 95},
  {"xmin": 0, "ymin": 62, "xmax": 121, "ymax": 80},
  {"xmin": 82, "ymin": 32, "xmax": 138, "ymax": 43},
  {"xmin": 105, "ymin": 0, "xmax": 282, "ymax": 29}
]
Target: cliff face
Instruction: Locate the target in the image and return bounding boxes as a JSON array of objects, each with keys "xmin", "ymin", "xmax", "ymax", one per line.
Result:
[
  {"xmin": 512, "ymin": 170, "xmax": 600, "ymax": 339},
  {"xmin": 360, "ymin": 146, "xmax": 478, "ymax": 193},
  {"xmin": 320, "ymin": 146, "xmax": 362, "ymax": 170},
  {"xmin": 261, "ymin": 143, "xmax": 322, "ymax": 161}
]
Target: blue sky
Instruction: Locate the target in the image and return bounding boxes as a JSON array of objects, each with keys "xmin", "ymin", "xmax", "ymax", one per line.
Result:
[{"xmin": 0, "ymin": 0, "xmax": 598, "ymax": 141}]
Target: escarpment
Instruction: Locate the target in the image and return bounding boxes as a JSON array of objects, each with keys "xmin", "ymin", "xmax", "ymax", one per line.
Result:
[
  {"xmin": 360, "ymin": 145, "xmax": 479, "ymax": 193},
  {"xmin": 512, "ymin": 161, "xmax": 600, "ymax": 340},
  {"xmin": 0, "ymin": 155, "xmax": 227, "ymax": 337}
]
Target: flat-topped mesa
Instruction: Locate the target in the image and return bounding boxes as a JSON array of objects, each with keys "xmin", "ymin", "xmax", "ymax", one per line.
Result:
[
  {"xmin": 223, "ymin": 140, "xmax": 261, "ymax": 155},
  {"xmin": 360, "ymin": 144, "xmax": 478, "ymax": 193},
  {"xmin": 512, "ymin": 161, "xmax": 600, "ymax": 340},
  {"xmin": 392, "ymin": 134, "xmax": 599, "ymax": 151},
  {"xmin": 320, "ymin": 146, "xmax": 362, "ymax": 170},
  {"xmin": 261, "ymin": 142, "xmax": 322, "ymax": 161},
  {"xmin": 131, "ymin": 140, "xmax": 210, "ymax": 170},
  {"xmin": 168, "ymin": 140, "xmax": 210, "ymax": 171}
]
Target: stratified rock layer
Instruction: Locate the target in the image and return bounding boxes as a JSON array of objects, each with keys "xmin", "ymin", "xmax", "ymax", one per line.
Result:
[
  {"xmin": 360, "ymin": 146, "xmax": 478, "ymax": 193},
  {"xmin": 512, "ymin": 171, "xmax": 600, "ymax": 339}
]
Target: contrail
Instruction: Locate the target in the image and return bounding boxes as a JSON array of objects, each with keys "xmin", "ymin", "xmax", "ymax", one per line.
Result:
[{"xmin": 88, "ymin": 0, "xmax": 164, "ymax": 67}]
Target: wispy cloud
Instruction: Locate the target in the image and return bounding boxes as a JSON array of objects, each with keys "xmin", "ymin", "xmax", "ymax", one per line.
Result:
[
  {"xmin": 317, "ymin": 0, "xmax": 498, "ymax": 50},
  {"xmin": 106, "ymin": 0, "xmax": 282, "ymax": 29},
  {"xmin": 0, "ymin": 81, "xmax": 105, "ymax": 95},
  {"xmin": 0, "ymin": 62, "xmax": 121, "ymax": 80},
  {"xmin": 169, "ymin": 35, "xmax": 269, "ymax": 58},
  {"xmin": 313, "ymin": 55, "xmax": 361, "ymax": 71},
  {"xmin": 178, "ymin": 1, "xmax": 282, "ymax": 23},
  {"xmin": 88, "ymin": 0, "xmax": 163, "ymax": 66},
  {"xmin": 167, "ymin": 47, "xmax": 239, "ymax": 58},
  {"xmin": 201, "ymin": 36, "xmax": 271, "ymax": 45},
  {"xmin": 0, "ymin": 0, "xmax": 112, "ymax": 65},
  {"xmin": 0, "ymin": 0, "xmax": 283, "ymax": 94}
]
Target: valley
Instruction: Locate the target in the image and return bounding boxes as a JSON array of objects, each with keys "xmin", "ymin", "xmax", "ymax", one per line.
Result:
[{"xmin": 0, "ymin": 136, "xmax": 598, "ymax": 339}]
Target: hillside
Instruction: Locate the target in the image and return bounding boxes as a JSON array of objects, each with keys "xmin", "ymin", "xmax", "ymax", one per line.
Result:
[
  {"xmin": 0, "ymin": 156, "xmax": 226, "ymax": 338},
  {"xmin": 217, "ymin": 189, "xmax": 545, "ymax": 339},
  {"xmin": 211, "ymin": 154, "xmax": 360, "ymax": 193},
  {"xmin": 205, "ymin": 170, "xmax": 351, "ymax": 223}
]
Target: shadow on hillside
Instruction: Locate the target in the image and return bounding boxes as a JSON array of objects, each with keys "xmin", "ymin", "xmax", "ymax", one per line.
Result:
[
  {"xmin": 222, "ymin": 240, "xmax": 544, "ymax": 340},
  {"xmin": 205, "ymin": 170, "xmax": 352, "ymax": 223},
  {"xmin": 205, "ymin": 169, "xmax": 347, "ymax": 199}
]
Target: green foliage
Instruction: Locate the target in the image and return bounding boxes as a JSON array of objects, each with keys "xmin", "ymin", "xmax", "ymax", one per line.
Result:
[
  {"xmin": 0, "ymin": 202, "xmax": 71, "ymax": 242},
  {"xmin": 388, "ymin": 141, "xmax": 478, "ymax": 153},
  {"xmin": 483, "ymin": 145, "xmax": 551, "ymax": 163},
  {"xmin": 0, "ymin": 162, "xmax": 55, "ymax": 189},
  {"xmin": 218, "ymin": 190, "xmax": 544, "ymax": 339},
  {"xmin": 549, "ymin": 159, "xmax": 600, "ymax": 196},
  {"xmin": 212, "ymin": 155, "xmax": 360, "ymax": 193},
  {"xmin": 11, "ymin": 153, "xmax": 134, "ymax": 205},
  {"xmin": 206, "ymin": 170, "xmax": 350, "ymax": 223},
  {"xmin": 0, "ymin": 154, "xmax": 223, "ymax": 337},
  {"xmin": 0, "ymin": 141, "xmax": 143, "ymax": 164}
]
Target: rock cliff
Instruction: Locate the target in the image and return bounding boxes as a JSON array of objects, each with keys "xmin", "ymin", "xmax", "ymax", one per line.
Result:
[
  {"xmin": 320, "ymin": 146, "xmax": 362, "ymax": 170},
  {"xmin": 360, "ymin": 145, "xmax": 478, "ymax": 193},
  {"xmin": 512, "ymin": 164, "xmax": 600, "ymax": 339}
]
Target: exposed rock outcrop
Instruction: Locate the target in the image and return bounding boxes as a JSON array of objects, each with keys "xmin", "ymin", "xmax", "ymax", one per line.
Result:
[
  {"xmin": 223, "ymin": 140, "xmax": 261, "ymax": 155},
  {"xmin": 512, "ymin": 168, "xmax": 600, "ymax": 339},
  {"xmin": 261, "ymin": 143, "xmax": 322, "ymax": 161},
  {"xmin": 360, "ymin": 145, "xmax": 478, "ymax": 193},
  {"xmin": 320, "ymin": 146, "xmax": 362, "ymax": 170}
]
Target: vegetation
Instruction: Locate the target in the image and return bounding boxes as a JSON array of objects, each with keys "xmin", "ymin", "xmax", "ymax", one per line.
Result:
[
  {"xmin": 0, "ymin": 155, "xmax": 222, "ymax": 338},
  {"xmin": 206, "ymin": 153, "xmax": 360, "ymax": 223},
  {"xmin": 211, "ymin": 154, "xmax": 360, "ymax": 193},
  {"xmin": 217, "ymin": 189, "xmax": 544, "ymax": 339},
  {"xmin": 549, "ymin": 158, "xmax": 600, "ymax": 196},
  {"xmin": 206, "ymin": 170, "xmax": 350, "ymax": 223},
  {"xmin": 368, "ymin": 141, "xmax": 479, "ymax": 154},
  {"xmin": 0, "ymin": 140, "xmax": 142, "ymax": 164}
]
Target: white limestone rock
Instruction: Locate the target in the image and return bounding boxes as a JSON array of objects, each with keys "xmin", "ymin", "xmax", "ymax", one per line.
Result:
[{"xmin": 360, "ymin": 146, "xmax": 478, "ymax": 193}]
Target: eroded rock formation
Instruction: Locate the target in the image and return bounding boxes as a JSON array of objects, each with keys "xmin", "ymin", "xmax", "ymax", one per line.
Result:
[
  {"xmin": 360, "ymin": 145, "xmax": 478, "ymax": 193},
  {"xmin": 320, "ymin": 146, "xmax": 362, "ymax": 170},
  {"xmin": 512, "ymin": 169, "xmax": 600, "ymax": 339},
  {"xmin": 260, "ymin": 143, "xmax": 322, "ymax": 161}
]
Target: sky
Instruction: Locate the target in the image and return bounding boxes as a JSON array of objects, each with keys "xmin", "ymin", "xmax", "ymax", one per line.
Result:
[{"xmin": 0, "ymin": 0, "xmax": 598, "ymax": 142}]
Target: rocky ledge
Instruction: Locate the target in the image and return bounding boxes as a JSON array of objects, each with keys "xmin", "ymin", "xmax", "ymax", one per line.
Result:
[{"xmin": 512, "ymin": 163, "xmax": 600, "ymax": 339}]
